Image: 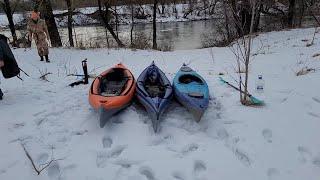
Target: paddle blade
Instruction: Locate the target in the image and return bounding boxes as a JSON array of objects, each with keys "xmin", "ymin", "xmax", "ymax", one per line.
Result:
[{"xmin": 249, "ymin": 96, "xmax": 265, "ymax": 106}]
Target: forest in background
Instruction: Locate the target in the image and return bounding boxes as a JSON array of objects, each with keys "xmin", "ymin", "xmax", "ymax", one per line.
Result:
[{"xmin": 0, "ymin": 0, "xmax": 319, "ymax": 50}]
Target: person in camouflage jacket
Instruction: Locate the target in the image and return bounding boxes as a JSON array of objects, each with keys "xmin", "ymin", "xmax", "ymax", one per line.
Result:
[{"xmin": 27, "ymin": 11, "xmax": 51, "ymax": 62}]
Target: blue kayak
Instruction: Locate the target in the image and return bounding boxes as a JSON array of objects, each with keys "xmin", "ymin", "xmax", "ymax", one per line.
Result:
[
  {"xmin": 173, "ymin": 64, "xmax": 209, "ymax": 122},
  {"xmin": 136, "ymin": 62, "xmax": 173, "ymax": 132}
]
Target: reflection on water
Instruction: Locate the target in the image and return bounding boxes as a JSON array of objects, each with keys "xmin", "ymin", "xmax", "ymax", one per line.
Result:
[{"xmin": 57, "ymin": 20, "xmax": 218, "ymax": 50}]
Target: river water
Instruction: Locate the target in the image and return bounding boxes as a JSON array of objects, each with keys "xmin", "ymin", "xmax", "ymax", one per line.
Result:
[
  {"xmin": 3, "ymin": 16, "xmax": 315, "ymax": 50},
  {"xmin": 1, "ymin": 20, "xmax": 218, "ymax": 50},
  {"xmin": 59, "ymin": 20, "xmax": 219, "ymax": 50}
]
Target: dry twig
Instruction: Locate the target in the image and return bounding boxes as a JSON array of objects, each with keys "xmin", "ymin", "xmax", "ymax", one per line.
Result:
[{"xmin": 21, "ymin": 144, "xmax": 63, "ymax": 175}]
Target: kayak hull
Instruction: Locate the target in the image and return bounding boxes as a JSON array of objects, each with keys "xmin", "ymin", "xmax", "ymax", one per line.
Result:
[
  {"xmin": 136, "ymin": 62, "xmax": 173, "ymax": 132},
  {"xmin": 99, "ymin": 102, "xmax": 131, "ymax": 127},
  {"xmin": 173, "ymin": 65, "xmax": 209, "ymax": 122},
  {"xmin": 89, "ymin": 63, "xmax": 136, "ymax": 127}
]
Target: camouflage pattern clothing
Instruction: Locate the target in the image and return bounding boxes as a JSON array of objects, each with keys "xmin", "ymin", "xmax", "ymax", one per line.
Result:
[{"xmin": 27, "ymin": 19, "xmax": 50, "ymax": 56}]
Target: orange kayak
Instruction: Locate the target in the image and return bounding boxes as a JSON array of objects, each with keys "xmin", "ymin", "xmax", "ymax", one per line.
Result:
[{"xmin": 89, "ymin": 63, "xmax": 136, "ymax": 127}]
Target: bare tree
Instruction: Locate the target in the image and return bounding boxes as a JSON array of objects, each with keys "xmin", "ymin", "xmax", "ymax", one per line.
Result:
[
  {"xmin": 113, "ymin": 2, "xmax": 119, "ymax": 37},
  {"xmin": 287, "ymin": 0, "xmax": 296, "ymax": 27},
  {"xmin": 37, "ymin": 0, "xmax": 63, "ymax": 47},
  {"xmin": 130, "ymin": 0, "xmax": 135, "ymax": 46},
  {"xmin": 152, "ymin": 0, "xmax": 158, "ymax": 49},
  {"xmin": 22, "ymin": 144, "xmax": 63, "ymax": 175},
  {"xmin": 65, "ymin": 0, "xmax": 74, "ymax": 47},
  {"xmin": 97, "ymin": 0, "xmax": 124, "ymax": 47},
  {"xmin": 230, "ymin": 0, "xmax": 261, "ymax": 105},
  {"xmin": 0, "ymin": 0, "xmax": 18, "ymax": 47}
]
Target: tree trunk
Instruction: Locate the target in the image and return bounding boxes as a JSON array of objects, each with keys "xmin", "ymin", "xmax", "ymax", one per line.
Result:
[
  {"xmin": 40, "ymin": 0, "xmax": 62, "ymax": 47},
  {"xmin": 2, "ymin": 0, "xmax": 18, "ymax": 47},
  {"xmin": 65, "ymin": 0, "xmax": 74, "ymax": 47},
  {"xmin": 253, "ymin": 4, "xmax": 262, "ymax": 32},
  {"xmin": 130, "ymin": 0, "xmax": 134, "ymax": 47},
  {"xmin": 243, "ymin": 0, "xmax": 258, "ymax": 104},
  {"xmin": 161, "ymin": 2, "xmax": 165, "ymax": 14},
  {"xmin": 97, "ymin": 0, "xmax": 124, "ymax": 47},
  {"xmin": 223, "ymin": 0, "xmax": 231, "ymax": 41},
  {"xmin": 288, "ymin": 0, "xmax": 296, "ymax": 27},
  {"xmin": 228, "ymin": 0, "xmax": 242, "ymax": 36},
  {"xmin": 297, "ymin": 0, "xmax": 305, "ymax": 27},
  {"xmin": 114, "ymin": 4, "xmax": 119, "ymax": 38},
  {"xmin": 152, "ymin": 0, "xmax": 158, "ymax": 50}
]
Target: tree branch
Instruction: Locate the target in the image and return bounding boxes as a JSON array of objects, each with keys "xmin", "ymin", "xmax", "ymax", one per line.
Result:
[{"xmin": 21, "ymin": 144, "xmax": 63, "ymax": 175}]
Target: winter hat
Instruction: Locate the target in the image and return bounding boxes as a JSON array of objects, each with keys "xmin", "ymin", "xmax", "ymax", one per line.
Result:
[{"xmin": 31, "ymin": 11, "xmax": 40, "ymax": 20}]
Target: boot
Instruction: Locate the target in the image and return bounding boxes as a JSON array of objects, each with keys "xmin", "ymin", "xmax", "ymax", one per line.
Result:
[
  {"xmin": 40, "ymin": 56, "xmax": 44, "ymax": 61},
  {"xmin": 45, "ymin": 55, "xmax": 50, "ymax": 63},
  {"xmin": 0, "ymin": 88, "xmax": 3, "ymax": 100}
]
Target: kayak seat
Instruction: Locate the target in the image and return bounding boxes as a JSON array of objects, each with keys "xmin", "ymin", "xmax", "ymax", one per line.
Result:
[
  {"xmin": 179, "ymin": 74, "xmax": 203, "ymax": 84},
  {"xmin": 144, "ymin": 84, "xmax": 165, "ymax": 98},
  {"xmin": 188, "ymin": 92, "xmax": 204, "ymax": 98},
  {"xmin": 100, "ymin": 68, "xmax": 129, "ymax": 96}
]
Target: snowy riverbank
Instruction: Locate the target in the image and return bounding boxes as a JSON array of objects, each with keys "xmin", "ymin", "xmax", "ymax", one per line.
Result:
[{"xmin": 0, "ymin": 28, "xmax": 320, "ymax": 180}]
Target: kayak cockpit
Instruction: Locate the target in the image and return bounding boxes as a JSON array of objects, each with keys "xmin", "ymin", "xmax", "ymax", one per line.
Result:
[
  {"xmin": 179, "ymin": 74, "xmax": 203, "ymax": 84},
  {"xmin": 99, "ymin": 68, "xmax": 130, "ymax": 97}
]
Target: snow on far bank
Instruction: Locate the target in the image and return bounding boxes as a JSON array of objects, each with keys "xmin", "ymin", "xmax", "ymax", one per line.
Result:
[
  {"xmin": 0, "ymin": 4, "xmax": 219, "ymax": 28},
  {"xmin": 0, "ymin": 28, "xmax": 320, "ymax": 180},
  {"xmin": 0, "ymin": 13, "xmax": 25, "ymax": 28}
]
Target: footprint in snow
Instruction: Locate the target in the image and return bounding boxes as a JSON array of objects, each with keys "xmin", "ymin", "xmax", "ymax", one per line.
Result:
[
  {"xmin": 108, "ymin": 145, "xmax": 126, "ymax": 158},
  {"xmin": 262, "ymin": 129, "xmax": 273, "ymax": 143},
  {"xmin": 217, "ymin": 128, "xmax": 229, "ymax": 140},
  {"xmin": 307, "ymin": 112, "xmax": 320, "ymax": 118},
  {"xmin": 33, "ymin": 110, "xmax": 47, "ymax": 117},
  {"xmin": 113, "ymin": 159, "xmax": 138, "ymax": 168},
  {"xmin": 102, "ymin": 136, "xmax": 113, "ymax": 148},
  {"xmin": 63, "ymin": 164, "xmax": 77, "ymax": 171},
  {"xmin": 12, "ymin": 122, "xmax": 25, "ymax": 129},
  {"xmin": 312, "ymin": 157, "xmax": 320, "ymax": 168},
  {"xmin": 234, "ymin": 149, "xmax": 251, "ymax": 166},
  {"xmin": 0, "ymin": 169, "xmax": 6, "ymax": 174},
  {"xmin": 193, "ymin": 160, "xmax": 207, "ymax": 175},
  {"xmin": 96, "ymin": 152, "xmax": 108, "ymax": 168},
  {"xmin": 37, "ymin": 153, "xmax": 49, "ymax": 165},
  {"xmin": 267, "ymin": 168, "xmax": 280, "ymax": 180},
  {"xmin": 312, "ymin": 97, "xmax": 320, "ymax": 104},
  {"xmin": 139, "ymin": 166, "xmax": 156, "ymax": 180},
  {"xmin": 71, "ymin": 130, "xmax": 88, "ymax": 136},
  {"xmin": 297, "ymin": 146, "xmax": 312, "ymax": 163},
  {"xmin": 181, "ymin": 143, "xmax": 199, "ymax": 155},
  {"xmin": 172, "ymin": 171, "xmax": 185, "ymax": 180},
  {"xmin": 96, "ymin": 145, "xmax": 127, "ymax": 168},
  {"xmin": 47, "ymin": 162, "xmax": 61, "ymax": 179},
  {"xmin": 127, "ymin": 175, "xmax": 142, "ymax": 180}
]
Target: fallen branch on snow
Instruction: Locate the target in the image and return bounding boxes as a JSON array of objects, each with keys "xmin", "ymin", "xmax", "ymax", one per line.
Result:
[
  {"xmin": 67, "ymin": 73, "xmax": 96, "ymax": 78},
  {"xmin": 39, "ymin": 72, "xmax": 52, "ymax": 82},
  {"xmin": 296, "ymin": 67, "xmax": 316, "ymax": 76},
  {"xmin": 312, "ymin": 53, "xmax": 320, "ymax": 58},
  {"xmin": 21, "ymin": 144, "xmax": 63, "ymax": 175}
]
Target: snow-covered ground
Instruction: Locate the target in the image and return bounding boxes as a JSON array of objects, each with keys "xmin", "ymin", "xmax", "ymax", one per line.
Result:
[{"xmin": 0, "ymin": 28, "xmax": 320, "ymax": 180}]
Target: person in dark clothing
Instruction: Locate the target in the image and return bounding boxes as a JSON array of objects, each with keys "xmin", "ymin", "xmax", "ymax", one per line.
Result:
[
  {"xmin": 0, "ymin": 34, "xmax": 20, "ymax": 100},
  {"xmin": 0, "ymin": 35, "xmax": 6, "ymax": 100},
  {"xmin": 0, "ymin": 60, "xmax": 3, "ymax": 100}
]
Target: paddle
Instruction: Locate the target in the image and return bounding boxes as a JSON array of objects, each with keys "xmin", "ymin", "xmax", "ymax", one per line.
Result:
[{"xmin": 219, "ymin": 77, "xmax": 264, "ymax": 105}]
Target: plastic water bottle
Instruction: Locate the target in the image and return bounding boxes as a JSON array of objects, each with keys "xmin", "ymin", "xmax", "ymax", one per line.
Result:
[{"xmin": 256, "ymin": 75, "xmax": 265, "ymax": 94}]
